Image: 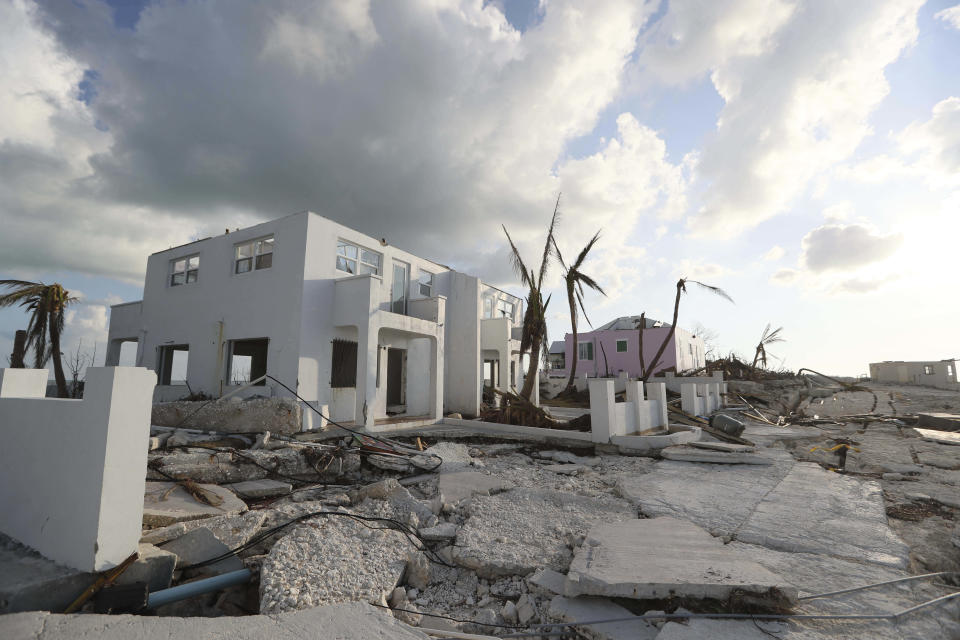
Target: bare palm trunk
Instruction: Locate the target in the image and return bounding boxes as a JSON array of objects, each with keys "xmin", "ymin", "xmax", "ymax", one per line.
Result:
[
  {"xmin": 641, "ymin": 281, "xmax": 682, "ymax": 382},
  {"xmin": 10, "ymin": 330, "xmax": 26, "ymax": 368},
  {"xmin": 49, "ymin": 309, "xmax": 68, "ymax": 398},
  {"xmin": 637, "ymin": 312, "xmax": 645, "ymax": 380},
  {"xmin": 520, "ymin": 339, "xmax": 540, "ymax": 400},
  {"xmin": 564, "ymin": 284, "xmax": 578, "ymax": 391}
]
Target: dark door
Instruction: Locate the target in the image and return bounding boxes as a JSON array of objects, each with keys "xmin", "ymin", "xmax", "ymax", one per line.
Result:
[{"xmin": 387, "ymin": 348, "xmax": 404, "ymax": 406}]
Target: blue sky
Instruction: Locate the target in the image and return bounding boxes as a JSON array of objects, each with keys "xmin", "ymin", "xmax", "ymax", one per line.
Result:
[{"xmin": 1, "ymin": 0, "xmax": 959, "ymax": 376}]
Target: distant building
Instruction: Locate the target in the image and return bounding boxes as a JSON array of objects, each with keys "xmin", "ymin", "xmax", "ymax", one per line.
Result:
[
  {"xmin": 550, "ymin": 315, "xmax": 705, "ymax": 379},
  {"xmin": 546, "ymin": 340, "xmax": 565, "ymax": 371},
  {"xmin": 868, "ymin": 360, "xmax": 960, "ymax": 390}
]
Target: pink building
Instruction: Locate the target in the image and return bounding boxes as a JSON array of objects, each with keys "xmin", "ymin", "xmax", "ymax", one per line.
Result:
[{"xmin": 550, "ymin": 316, "xmax": 705, "ymax": 379}]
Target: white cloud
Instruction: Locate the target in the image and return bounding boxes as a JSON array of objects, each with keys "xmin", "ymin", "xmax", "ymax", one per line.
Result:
[
  {"xmin": 898, "ymin": 96, "xmax": 960, "ymax": 180},
  {"xmin": 762, "ymin": 245, "xmax": 785, "ymax": 262},
  {"xmin": 770, "ymin": 267, "xmax": 799, "ymax": 285},
  {"xmin": 633, "ymin": 0, "xmax": 923, "ymax": 237},
  {"xmin": 935, "ymin": 4, "xmax": 960, "ymax": 31},
  {"xmin": 801, "ymin": 223, "xmax": 902, "ymax": 273}
]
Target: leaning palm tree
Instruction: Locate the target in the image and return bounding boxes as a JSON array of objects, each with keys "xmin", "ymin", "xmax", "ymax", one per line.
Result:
[
  {"xmin": 641, "ymin": 278, "xmax": 734, "ymax": 382},
  {"xmin": 752, "ymin": 324, "xmax": 785, "ymax": 370},
  {"xmin": 502, "ymin": 196, "xmax": 561, "ymax": 401},
  {"xmin": 0, "ymin": 280, "xmax": 77, "ymax": 397},
  {"xmin": 554, "ymin": 231, "xmax": 605, "ymax": 393}
]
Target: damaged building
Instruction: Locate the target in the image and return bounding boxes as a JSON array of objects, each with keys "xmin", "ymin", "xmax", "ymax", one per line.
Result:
[{"xmin": 105, "ymin": 211, "xmax": 530, "ymax": 428}]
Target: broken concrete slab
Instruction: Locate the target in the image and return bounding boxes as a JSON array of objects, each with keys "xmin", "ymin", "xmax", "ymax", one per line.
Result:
[
  {"xmin": 437, "ymin": 471, "xmax": 513, "ymax": 509},
  {"xmin": 259, "ymin": 512, "xmax": 409, "ymax": 612},
  {"xmin": 147, "ymin": 448, "xmax": 360, "ymax": 484},
  {"xmin": 736, "ymin": 463, "xmax": 910, "ymax": 568},
  {"xmin": 414, "ymin": 442, "xmax": 479, "ymax": 472},
  {"xmin": 548, "ymin": 595, "xmax": 660, "ymax": 640},
  {"xmin": 914, "ymin": 427, "xmax": 960, "ymax": 446},
  {"xmin": 617, "ymin": 451, "xmax": 796, "ymax": 536},
  {"xmin": 541, "ymin": 463, "xmax": 586, "ymax": 475},
  {"xmin": 0, "ymin": 533, "xmax": 93, "ymax": 614},
  {"xmin": 918, "ymin": 412, "xmax": 960, "ymax": 431},
  {"xmin": 660, "ymin": 445, "xmax": 773, "ymax": 465},
  {"xmin": 528, "ymin": 568, "xmax": 567, "ymax": 596},
  {"xmin": 539, "ymin": 451, "xmax": 600, "ymax": 466},
  {"xmin": 565, "ymin": 518, "xmax": 796, "ymax": 607},
  {"xmin": 159, "ymin": 527, "xmax": 244, "ymax": 576},
  {"xmin": 453, "ymin": 488, "xmax": 634, "ymax": 577},
  {"xmin": 689, "ymin": 441, "xmax": 756, "ymax": 453},
  {"xmin": 223, "ymin": 479, "xmax": 293, "ymax": 499},
  {"xmin": 141, "ymin": 511, "xmax": 266, "ymax": 548},
  {"xmin": 142, "ymin": 481, "xmax": 248, "ymax": 527},
  {"xmin": 115, "ymin": 544, "xmax": 176, "ymax": 592},
  {"xmin": 0, "ymin": 601, "xmax": 431, "ymax": 639},
  {"xmin": 417, "ymin": 523, "xmax": 458, "ymax": 541},
  {"xmin": 151, "ymin": 397, "xmax": 303, "ymax": 434}
]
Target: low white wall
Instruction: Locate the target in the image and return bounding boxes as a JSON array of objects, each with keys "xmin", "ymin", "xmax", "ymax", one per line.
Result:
[
  {"xmin": 589, "ymin": 378, "xmax": 669, "ymax": 442},
  {"xmin": 0, "ymin": 367, "xmax": 156, "ymax": 572},
  {"xmin": 652, "ymin": 371, "xmax": 726, "ymax": 395}
]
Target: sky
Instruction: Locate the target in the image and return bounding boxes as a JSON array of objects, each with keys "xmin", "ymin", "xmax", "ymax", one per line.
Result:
[{"xmin": 1, "ymin": 0, "xmax": 958, "ymax": 377}]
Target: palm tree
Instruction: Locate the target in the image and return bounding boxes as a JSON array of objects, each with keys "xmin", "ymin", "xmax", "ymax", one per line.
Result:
[
  {"xmin": 554, "ymin": 231, "xmax": 605, "ymax": 392},
  {"xmin": 752, "ymin": 324, "xmax": 785, "ymax": 370},
  {"xmin": 0, "ymin": 281, "xmax": 77, "ymax": 397},
  {"xmin": 502, "ymin": 196, "xmax": 561, "ymax": 401},
  {"xmin": 641, "ymin": 278, "xmax": 733, "ymax": 382}
]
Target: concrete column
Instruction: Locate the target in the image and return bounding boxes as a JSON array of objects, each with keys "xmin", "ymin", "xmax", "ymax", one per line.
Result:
[
  {"xmin": 431, "ymin": 335, "xmax": 443, "ymax": 421},
  {"xmin": 696, "ymin": 383, "xmax": 712, "ymax": 414},
  {"xmin": 625, "ymin": 380, "xmax": 647, "ymax": 433},
  {"xmin": 646, "ymin": 382, "xmax": 668, "ymax": 428},
  {"xmin": 588, "ymin": 378, "xmax": 616, "ymax": 443},
  {"xmin": 681, "ymin": 382, "xmax": 700, "ymax": 416},
  {"xmin": 354, "ymin": 325, "xmax": 379, "ymax": 429},
  {"xmin": 105, "ymin": 339, "xmax": 123, "ymax": 367}
]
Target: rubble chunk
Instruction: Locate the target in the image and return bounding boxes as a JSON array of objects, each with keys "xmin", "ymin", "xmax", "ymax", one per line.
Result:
[
  {"xmin": 565, "ymin": 518, "xmax": 797, "ymax": 607},
  {"xmin": 142, "ymin": 481, "xmax": 247, "ymax": 527},
  {"xmin": 437, "ymin": 471, "xmax": 513, "ymax": 509},
  {"xmin": 548, "ymin": 595, "xmax": 660, "ymax": 640},
  {"xmin": 225, "ymin": 479, "xmax": 293, "ymax": 499},
  {"xmin": 141, "ymin": 511, "xmax": 266, "ymax": 548},
  {"xmin": 453, "ymin": 488, "xmax": 634, "ymax": 577},
  {"xmin": 418, "ymin": 523, "xmax": 458, "ymax": 541},
  {"xmin": 159, "ymin": 527, "xmax": 244, "ymax": 577},
  {"xmin": 660, "ymin": 445, "xmax": 773, "ymax": 465},
  {"xmin": 115, "ymin": 544, "xmax": 177, "ymax": 592}
]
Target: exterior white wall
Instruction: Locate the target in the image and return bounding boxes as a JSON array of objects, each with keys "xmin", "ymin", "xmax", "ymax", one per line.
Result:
[
  {"xmin": 0, "ymin": 367, "xmax": 155, "ymax": 572},
  {"xmin": 869, "ymin": 360, "xmax": 960, "ymax": 390},
  {"xmin": 673, "ymin": 327, "xmax": 706, "ymax": 372},
  {"xmin": 444, "ymin": 273, "xmax": 482, "ymax": 416}
]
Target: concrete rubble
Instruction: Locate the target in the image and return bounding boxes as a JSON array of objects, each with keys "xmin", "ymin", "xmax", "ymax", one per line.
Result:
[
  {"xmin": 151, "ymin": 397, "xmax": 303, "ymax": 434},
  {"xmin": 2, "ymin": 378, "xmax": 960, "ymax": 639}
]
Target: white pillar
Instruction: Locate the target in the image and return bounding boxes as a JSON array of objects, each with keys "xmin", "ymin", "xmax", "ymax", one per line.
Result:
[
  {"xmin": 681, "ymin": 382, "xmax": 700, "ymax": 416},
  {"xmin": 431, "ymin": 335, "xmax": 443, "ymax": 421},
  {"xmin": 355, "ymin": 325, "xmax": 379, "ymax": 429},
  {"xmin": 646, "ymin": 381, "xmax": 668, "ymax": 428},
  {"xmin": 625, "ymin": 380, "xmax": 647, "ymax": 434},
  {"xmin": 588, "ymin": 378, "xmax": 616, "ymax": 443}
]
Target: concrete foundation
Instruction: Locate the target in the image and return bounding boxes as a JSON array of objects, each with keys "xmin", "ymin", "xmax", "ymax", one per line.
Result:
[{"xmin": 152, "ymin": 397, "xmax": 303, "ymax": 434}]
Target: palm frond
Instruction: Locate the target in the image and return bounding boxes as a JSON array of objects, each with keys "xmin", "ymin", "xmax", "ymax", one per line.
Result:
[
  {"xmin": 501, "ymin": 225, "xmax": 534, "ymax": 290},
  {"xmin": 536, "ymin": 194, "xmax": 561, "ymax": 288},
  {"xmin": 572, "ymin": 231, "xmax": 601, "ymax": 271},
  {"xmin": 685, "ymin": 279, "xmax": 735, "ymax": 304},
  {"xmin": 574, "ymin": 272, "xmax": 605, "ymax": 296}
]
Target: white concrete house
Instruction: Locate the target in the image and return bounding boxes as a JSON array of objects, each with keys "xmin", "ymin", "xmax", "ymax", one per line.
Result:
[
  {"xmin": 869, "ymin": 359, "xmax": 960, "ymax": 391},
  {"xmin": 106, "ymin": 211, "xmax": 528, "ymax": 428}
]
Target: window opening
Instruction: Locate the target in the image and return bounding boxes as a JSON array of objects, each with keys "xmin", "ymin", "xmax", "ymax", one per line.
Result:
[
  {"xmin": 157, "ymin": 344, "xmax": 189, "ymax": 385},
  {"xmin": 336, "ymin": 240, "xmax": 382, "ymax": 275},
  {"xmin": 228, "ymin": 338, "xmax": 268, "ymax": 385},
  {"xmin": 418, "ymin": 270, "xmax": 434, "ymax": 297},
  {"xmin": 235, "ymin": 236, "xmax": 274, "ymax": 274},
  {"xmin": 616, "ymin": 339, "xmax": 627, "ymax": 353},
  {"xmin": 578, "ymin": 342, "xmax": 594, "ymax": 361},
  {"xmin": 170, "ymin": 255, "xmax": 199, "ymax": 286}
]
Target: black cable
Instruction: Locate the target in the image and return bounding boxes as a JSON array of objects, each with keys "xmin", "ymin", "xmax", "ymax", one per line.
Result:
[
  {"xmin": 158, "ymin": 442, "xmax": 341, "ymax": 486},
  {"xmin": 175, "ymin": 509, "xmax": 456, "ymax": 571},
  {"xmin": 369, "ymin": 603, "xmax": 522, "ymax": 629}
]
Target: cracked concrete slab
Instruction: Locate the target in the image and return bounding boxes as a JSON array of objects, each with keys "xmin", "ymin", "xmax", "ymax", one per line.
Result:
[
  {"xmin": 453, "ymin": 488, "xmax": 635, "ymax": 577},
  {"xmin": 548, "ymin": 595, "xmax": 659, "ymax": 640},
  {"xmin": 0, "ymin": 601, "xmax": 430, "ymax": 639},
  {"xmin": 660, "ymin": 445, "xmax": 773, "ymax": 465},
  {"xmin": 565, "ymin": 518, "xmax": 796, "ymax": 606},
  {"xmin": 735, "ymin": 463, "xmax": 910, "ymax": 568},
  {"xmin": 437, "ymin": 471, "xmax": 513, "ymax": 509},
  {"xmin": 142, "ymin": 482, "xmax": 247, "ymax": 527},
  {"xmin": 617, "ymin": 451, "xmax": 796, "ymax": 536}
]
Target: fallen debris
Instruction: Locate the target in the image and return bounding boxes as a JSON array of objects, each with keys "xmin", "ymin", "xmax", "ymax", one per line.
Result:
[
  {"xmin": 548, "ymin": 595, "xmax": 660, "ymax": 640},
  {"xmin": 660, "ymin": 445, "xmax": 773, "ymax": 465},
  {"xmin": 143, "ymin": 481, "xmax": 248, "ymax": 527}
]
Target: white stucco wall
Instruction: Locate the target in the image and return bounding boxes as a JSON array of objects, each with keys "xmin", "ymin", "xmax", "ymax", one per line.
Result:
[
  {"xmin": 673, "ymin": 327, "xmax": 706, "ymax": 372},
  {"xmin": 0, "ymin": 367, "xmax": 155, "ymax": 572}
]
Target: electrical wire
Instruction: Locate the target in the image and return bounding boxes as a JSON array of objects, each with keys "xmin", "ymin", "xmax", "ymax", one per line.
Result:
[
  {"xmin": 175, "ymin": 508, "xmax": 457, "ymax": 571},
  {"xmin": 369, "ymin": 603, "xmax": 522, "ymax": 630}
]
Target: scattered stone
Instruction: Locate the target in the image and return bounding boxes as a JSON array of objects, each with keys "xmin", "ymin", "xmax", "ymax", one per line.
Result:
[
  {"xmin": 404, "ymin": 551, "xmax": 431, "ymax": 590},
  {"xmin": 437, "ymin": 471, "xmax": 513, "ymax": 509},
  {"xmin": 414, "ymin": 442, "xmax": 479, "ymax": 472},
  {"xmin": 115, "ymin": 544, "xmax": 177, "ymax": 592},
  {"xmin": 351, "ymin": 478, "xmax": 402, "ymax": 503},
  {"xmin": 548, "ymin": 595, "xmax": 660, "ymax": 640},
  {"xmin": 735, "ymin": 463, "xmax": 910, "ymax": 568},
  {"xmin": 660, "ymin": 445, "xmax": 773, "ymax": 465},
  {"xmin": 501, "ymin": 600, "xmax": 518, "ymax": 623},
  {"xmin": 159, "ymin": 527, "xmax": 244, "ymax": 577},
  {"xmin": 565, "ymin": 518, "xmax": 796, "ymax": 607},
  {"xmin": 453, "ymin": 488, "xmax": 634, "ymax": 577},
  {"xmin": 542, "ymin": 463, "xmax": 586, "ymax": 475},
  {"xmin": 368, "ymin": 454, "xmax": 414, "ymax": 472},
  {"xmin": 260, "ymin": 513, "xmax": 409, "ymax": 613},
  {"xmin": 224, "ymin": 479, "xmax": 293, "ymax": 499},
  {"xmin": 142, "ymin": 481, "xmax": 248, "ymax": 527},
  {"xmin": 418, "ymin": 523, "xmax": 458, "ymax": 541},
  {"xmin": 389, "ymin": 586, "xmax": 406, "ymax": 608}
]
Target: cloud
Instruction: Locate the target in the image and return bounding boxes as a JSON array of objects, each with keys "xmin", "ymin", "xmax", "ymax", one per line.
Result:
[
  {"xmin": 935, "ymin": 4, "xmax": 960, "ymax": 31},
  {"xmin": 633, "ymin": 0, "xmax": 923, "ymax": 237},
  {"xmin": 5, "ymin": 0, "xmax": 680, "ymax": 290},
  {"xmin": 830, "ymin": 275, "xmax": 899, "ymax": 295},
  {"xmin": 770, "ymin": 268, "xmax": 799, "ymax": 285},
  {"xmin": 898, "ymin": 96, "xmax": 960, "ymax": 179},
  {"xmin": 800, "ymin": 223, "xmax": 902, "ymax": 273},
  {"xmin": 762, "ymin": 245, "xmax": 785, "ymax": 262}
]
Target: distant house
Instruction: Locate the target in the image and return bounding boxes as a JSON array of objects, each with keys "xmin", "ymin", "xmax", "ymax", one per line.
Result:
[
  {"xmin": 547, "ymin": 340, "xmax": 565, "ymax": 371},
  {"xmin": 869, "ymin": 360, "xmax": 960, "ymax": 390},
  {"xmin": 551, "ymin": 315, "xmax": 705, "ymax": 379}
]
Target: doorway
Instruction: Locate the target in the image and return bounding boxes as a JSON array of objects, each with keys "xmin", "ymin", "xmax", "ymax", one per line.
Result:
[
  {"xmin": 391, "ymin": 261, "xmax": 409, "ymax": 314},
  {"xmin": 386, "ymin": 347, "xmax": 406, "ymax": 412}
]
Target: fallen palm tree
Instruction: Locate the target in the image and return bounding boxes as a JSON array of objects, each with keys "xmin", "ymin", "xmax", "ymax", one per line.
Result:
[{"xmin": 480, "ymin": 388, "xmax": 591, "ymax": 430}]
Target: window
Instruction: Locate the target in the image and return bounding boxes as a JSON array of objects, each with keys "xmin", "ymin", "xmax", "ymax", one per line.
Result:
[
  {"xmin": 157, "ymin": 345, "xmax": 189, "ymax": 385},
  {"xmin": 336, "ymin": 240, "xmax": 381, "ymax": 275},
  {"xmin": 169, "ymin": 255, "xmax": 199, "ymax": 286},
  {"xmin": 578, "ymin": 342, "xmax": 594, "ymax": 361},
  {"xmin": 331, "ymin": 339, "xmax": 358, "ymax": 388},
  {"xmin": 227, "ymin": 339, "xmax": 268, "ymax": 386},
  {"xmin": 923, "ymin": 365, "xmax": 934, "ymax": 375},
  {"xmin": 616, "ymin": 339, "xmax": 627, "ymax": 353},
  {"xmin": 948, "ymin": 364, "xmax": 955, "ymax": 377},
  {"xmin": 483, "ymin": 296, "xmax": 494, "ymax": 318},
  {"xmin": 418, "ymin": 270, "xmax": 434, "ymax": 296},
  {"xmin": 235, "ymin": 236, "xmax": 274, "ymax": 274},
  {"xmin": 497, "ymin": 299, "xmax": 515, "ymax": 320}
]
